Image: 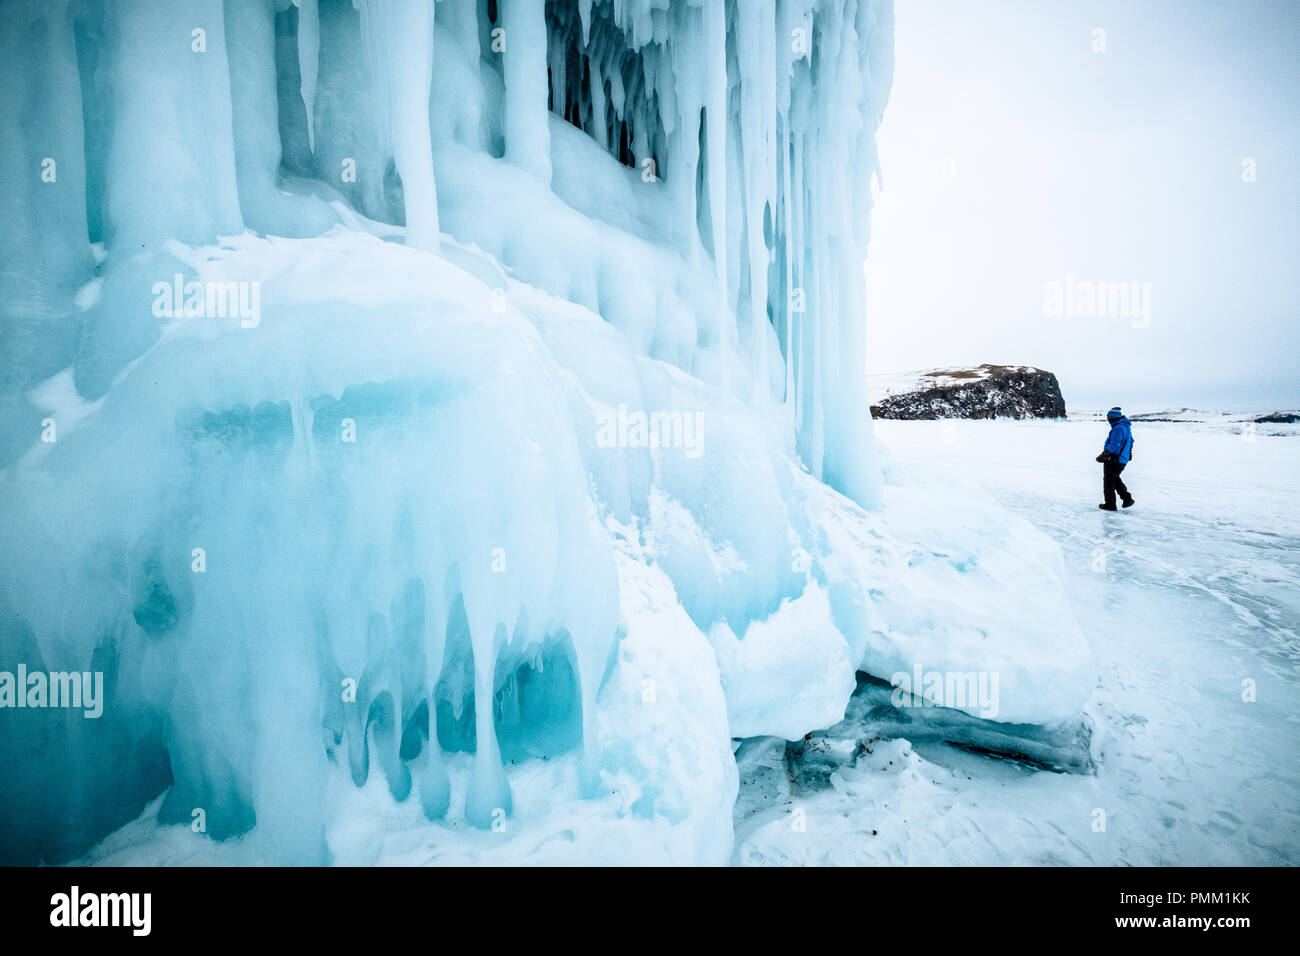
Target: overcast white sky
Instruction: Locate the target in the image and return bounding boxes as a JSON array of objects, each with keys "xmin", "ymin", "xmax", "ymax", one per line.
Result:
[{"xmin": 866, "ymin": 0, "xmax": 1299, "ymax": 411}]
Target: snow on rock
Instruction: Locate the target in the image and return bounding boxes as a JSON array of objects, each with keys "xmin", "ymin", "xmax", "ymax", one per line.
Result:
[
  {"xmin": 1254, "ymin": 410, "xmax": 1300, "ymax": 424},
  {"xmin": 869, "ymin": 364, "xmax": 1068, "ymax": 420}
]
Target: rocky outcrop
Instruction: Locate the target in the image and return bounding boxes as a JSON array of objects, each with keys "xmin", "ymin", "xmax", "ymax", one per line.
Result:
[
  {"xmin": 1126, "ymin": 409, "xmax": 1300, "ymax": 425},
  {"xmin": 868, "ymin": 364, "xmax": 1067, "ymax": 420}
]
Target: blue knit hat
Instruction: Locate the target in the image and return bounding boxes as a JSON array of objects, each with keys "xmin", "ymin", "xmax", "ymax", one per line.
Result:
[{"xmin": 1107, "ymin": 406, "xmax": 1123, "ymax": 421}]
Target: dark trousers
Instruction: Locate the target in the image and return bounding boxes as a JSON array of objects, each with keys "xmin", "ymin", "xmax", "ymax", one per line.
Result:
[{"xmin": 1103, "ymin": 460, "xmax": 1131, "ymax": 507}]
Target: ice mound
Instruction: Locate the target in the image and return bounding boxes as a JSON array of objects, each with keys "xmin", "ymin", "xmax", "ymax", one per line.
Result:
[
  {"xmin": 2, "ymin": 231, "xmax": 1095, "ymax": 864},
  {"xmin": 0, "ymin": 0, "xmax": 1095, "ymax": 865}
]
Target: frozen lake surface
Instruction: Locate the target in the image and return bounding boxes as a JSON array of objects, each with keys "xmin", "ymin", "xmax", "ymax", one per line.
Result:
[{"xmin": 735, "ymin": 417, "xmax": 1300, "ymax": 865}]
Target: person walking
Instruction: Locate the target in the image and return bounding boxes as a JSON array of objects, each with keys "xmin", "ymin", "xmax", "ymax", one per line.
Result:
[{"xmin": 1096, "ymin": 407, "xmax": 1135, "ymax": 511}]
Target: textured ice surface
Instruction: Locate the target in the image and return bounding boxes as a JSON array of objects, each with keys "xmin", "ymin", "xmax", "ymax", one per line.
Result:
[
  {"xmin": 736, "ymin": 420, "xmax": 1300, "ymax": 865},
  {"xmin": 1, "ymin": 0, "xmax": 1101, "ymax": 865}
]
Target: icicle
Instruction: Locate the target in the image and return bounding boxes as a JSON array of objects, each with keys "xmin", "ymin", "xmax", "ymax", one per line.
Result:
[
  {"xmin": 668, "ymin": 11, "xmax": 703, "ymax": 248},
  {"xmin": 588, "ymin": 53, "xmax": 609, "ymax": 149},
  {"xmin": 548, "ymin": 16, "xmax": 567, "ymax": 117},
  {"xmin": 439, "ymin": 0, "xmax": 484, "ymax": 148},
  {"xmin": 0, "ymin": 0, "xmax": 92, "ymax": 309},
  {"xmin": 293, "ymin": 0, "xmax": 319, "ymax": 152},
  {"xmin": 791, "ymin": 115, "xmax": 808, "ymax": 432},
  {"xmin": 502, "ymin": 0, "xmax": 552, "ymax": 185},
  {"xmin": 420, "ymin": 576, "xmax": 451, "ymax": 820},
  {"xmin": 629, "ymin": 83, "xmax": 650, "ymax": 165},
  {"xmin": 609, "ymin": 59, "xmax": 626, "ymax": 117},
  {"xmin": 701, "ymin": 0, "xmax": 731, "ymax": 393},
  {"xmin": 464, "ymin": 615, "xmax": 512, "ymax": 829},
  {"xmin": 734, "ymin": 0, "xmax": 778, "ymax": 404},
  {"xmin": 357, "ymin": 0, "xmax": 440, "ymax": 252},
  {"xmin": 100, "ymin": 0, "xmax": 243, "ymax": 250},
  {"xmin": 782, "ymin": 119, "xmax": 795, "ymax": 409}
]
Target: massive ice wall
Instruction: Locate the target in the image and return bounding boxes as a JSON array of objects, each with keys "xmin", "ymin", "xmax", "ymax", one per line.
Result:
[
  {"xmin": 1, "ymin": 0, "xmax": 894, "ymax": 496},
  {"xmin": 1, "ymin": 0, "xmax": 1092, "ymax": 866}
]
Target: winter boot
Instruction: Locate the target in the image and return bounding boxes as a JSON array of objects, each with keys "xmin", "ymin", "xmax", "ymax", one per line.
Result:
[
  {"xmin": 1098, "ymin": 503, "xmax": 1118, "ymax": 511},
  {"xmin": 1122, "ymin": 497, "xmax": 1135, "ymax": 508}
]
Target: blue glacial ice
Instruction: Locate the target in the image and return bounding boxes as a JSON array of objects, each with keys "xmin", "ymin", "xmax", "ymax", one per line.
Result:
[{"xmin": 0, "ymin": 0, "xmax": 1097, "ymax": 865}]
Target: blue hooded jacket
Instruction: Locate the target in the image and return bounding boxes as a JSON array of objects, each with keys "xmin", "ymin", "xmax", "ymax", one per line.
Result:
[{"xmin": 1104, "ymin": 410, "xmax": 1134, "ymax": 464}]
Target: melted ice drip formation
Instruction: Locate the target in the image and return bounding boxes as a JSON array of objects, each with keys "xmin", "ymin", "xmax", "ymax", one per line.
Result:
[{"xmin": 0, "ymin": 1, "xmax": 1096, "ymax": 867}]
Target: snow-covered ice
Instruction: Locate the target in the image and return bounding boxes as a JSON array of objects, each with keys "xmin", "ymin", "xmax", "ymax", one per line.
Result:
[{"xmin": 736, "ymin": 418, "xmax": 1300, "ymax": 865}]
